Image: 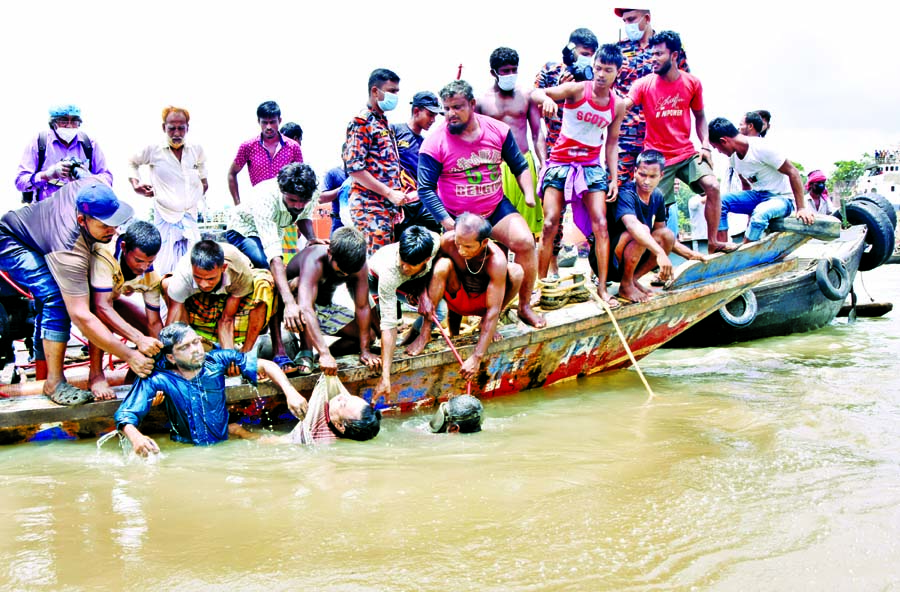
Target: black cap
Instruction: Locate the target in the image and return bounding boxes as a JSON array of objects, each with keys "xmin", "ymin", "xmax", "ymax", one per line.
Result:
[{"xmin": 411, "ymin": 91, "xmax": 444, "ymax": 115}]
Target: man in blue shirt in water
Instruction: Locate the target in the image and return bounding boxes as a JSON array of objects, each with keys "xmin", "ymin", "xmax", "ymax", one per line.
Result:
[{"xmin": 114, "ymin": 322, "xmax": 308, "ymax": 455}]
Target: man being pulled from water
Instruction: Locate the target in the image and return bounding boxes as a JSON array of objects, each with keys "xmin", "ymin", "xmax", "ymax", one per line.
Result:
[
  {"xmin": 412, "ymin": 213, "xmax": 523, "ymax": 381},
  {"xmin": 114, "ymin": 323, "xmax": 308, "ymax": 455},
  {"xmin": 429, "ymin": 394, "xmax": 484, "ymax": 434},
  {"xmin": 285, "ymin": 227, "xmax": 380, "ymax": 376},
  {"xmin": 592, "ymin": 150, "xmax": 707, "ymax": 304}
]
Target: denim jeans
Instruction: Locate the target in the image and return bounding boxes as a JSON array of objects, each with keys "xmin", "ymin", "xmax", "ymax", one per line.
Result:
[
  {"xmin": 666, "ymin": 203, "xmax": 679, "ymax": 238},
  {"xmin": 0, "ymin": 233, "xmax": 71, "ymax": 359},
  {"xmin": 224, "ymin": 230, "xmax": 268, "ymax": 269},
  {"xmin": 719, "ymin": 190, "xmax": 795, "ymax": 241}
]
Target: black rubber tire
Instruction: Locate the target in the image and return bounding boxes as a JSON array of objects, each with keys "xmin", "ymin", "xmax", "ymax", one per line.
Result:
[
  {"xmin": 816, "ymin": 257, "xmax": 851, "ymax": 301},
  {"xmin": 852, "ymin": 193, "xmax": 897, "ymax": 230},
  {"xmin": 844, "ymin": 200, "xmax": 894, "ymax": 270},
  {"xmin": 719, "ymin": 290, "xmax": 758, "ymax": 327}
]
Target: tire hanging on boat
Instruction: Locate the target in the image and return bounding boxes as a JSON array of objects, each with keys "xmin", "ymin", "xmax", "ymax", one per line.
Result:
[
  {"xmin": 844, "ymin": 200, "xmax": 894, "ymax": 270},
  {"xmin": 852, "ymin": 193, "xmax": 898, "ymax": 230},
  {"xmin": 815, "ymin": 257, "xmax": 851, "ymax": 301},
  {"xmin": 719, "ymin": 290, "xmax": 758, "ymax": 327}
]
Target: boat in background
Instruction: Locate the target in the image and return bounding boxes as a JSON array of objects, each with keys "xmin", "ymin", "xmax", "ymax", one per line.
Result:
[
  {"xmin": 0, "ymin": 231, "xmax": 811, "ymax": 445},
  {"xmin": 666, "ymin": 225, "xmax": 868, "ymax": 348}
]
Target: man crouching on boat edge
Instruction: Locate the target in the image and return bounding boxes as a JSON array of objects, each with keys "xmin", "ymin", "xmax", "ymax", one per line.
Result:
[
  {"xmin": 412, "ymin": 213, "xmax": 522, "ymax": 381},
  {"xmin": 591, "ymin": 149, "xmax": 708, "ymax": 304},
  {"xmin": 114, "ymin": 323, "xmax": 307, "ymax": 456}
]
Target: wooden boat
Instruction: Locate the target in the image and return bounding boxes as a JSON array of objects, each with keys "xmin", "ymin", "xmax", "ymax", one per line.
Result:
[
  {"xmin": 0, "ymin": 231, "xmax": 809, "ymax": 445},
  {"xmin": 665, "ymin": 225, "xmax": 867, "ymax": 348}
]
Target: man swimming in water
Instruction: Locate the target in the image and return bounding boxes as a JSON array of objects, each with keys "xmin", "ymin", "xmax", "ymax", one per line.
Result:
[{"xmin": 410, "ymin": 213, "xmax": 522, "ymax": 381}]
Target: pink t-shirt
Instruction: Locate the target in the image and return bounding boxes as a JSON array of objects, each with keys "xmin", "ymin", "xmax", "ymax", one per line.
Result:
[
  {"xmin": 550, "ymin": 82, "xmax": 615, "ymax": 164},
  {"xmin": 628, "ymin": 71, "xmax": 703, "ymax": 166},
  {"xmin": 419, "ymin": 114, "xmax": 509, "ymax": 217}
]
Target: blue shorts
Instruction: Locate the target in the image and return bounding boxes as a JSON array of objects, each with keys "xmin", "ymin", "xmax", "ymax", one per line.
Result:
[
  {"xmin": 541, "ymin": 164, "xmax": 609, "ymax": 194},
  {"xmin": 486, "ymin": 195, "xmax": 520, "ymax": 227}
]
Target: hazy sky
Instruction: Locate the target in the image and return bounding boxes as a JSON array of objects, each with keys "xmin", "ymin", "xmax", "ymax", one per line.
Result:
[{"xmin": 2, "ymin": 0, "xmax": 898, "ymax": 214}]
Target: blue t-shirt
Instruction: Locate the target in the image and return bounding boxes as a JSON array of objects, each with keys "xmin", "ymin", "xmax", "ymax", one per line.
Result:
[
  {"xmin": 611, "ymin": 181, "xmax": 667, "ymax": 249},
  {"xmin": 114, "ymin": 349, "xmax": 258, "ymax": 446},
  {"xmin": 391, "ymin": 123, "xmax": 423, "ymax": 180}
]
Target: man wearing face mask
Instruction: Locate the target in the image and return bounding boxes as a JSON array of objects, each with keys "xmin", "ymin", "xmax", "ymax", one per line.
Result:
[
  {"xmin": 477, "ymin": 47, "xmax": 545, "ymax": 238},
  {"xmin": 342, "ymin": 68, "xmax": 408, "ymax": 257},
  {"xmin": 127, "ymin": 106, "xmax": 208, "ymax": 275},
  {"xmin": 15, "ymin": 104, "xmax": 113, "ymax": 203},
  {"xmin": 614, "ymin": 7, "xmax": 689, "ymax": 193},
  {"xmin": 804, "ymin": 170, "xmax": 835, "ymax": 215}
]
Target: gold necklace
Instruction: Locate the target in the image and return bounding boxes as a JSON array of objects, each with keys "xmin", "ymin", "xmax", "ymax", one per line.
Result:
[{"xmin": 465, "ymin": 250, "xmax": 488, "ymax": 275}]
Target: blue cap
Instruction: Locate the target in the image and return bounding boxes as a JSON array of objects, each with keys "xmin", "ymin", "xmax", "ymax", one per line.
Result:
[
  {"xmin": 49, "ymin": 104, "xmax": 82, "ymax": 119},
  {"xmin": 76, "ymin": 183, "xmax": 134, "ymax": 227}
]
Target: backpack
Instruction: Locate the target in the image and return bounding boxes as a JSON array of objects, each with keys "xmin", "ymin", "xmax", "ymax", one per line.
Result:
[{"xmin": 21, "ymin": 130, "xmax": 94, "ymax": 203}]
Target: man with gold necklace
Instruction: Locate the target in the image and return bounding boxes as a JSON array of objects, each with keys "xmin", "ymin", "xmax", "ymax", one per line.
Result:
[{"xmin": 411, "ymin": 213, "xmax": 522, "ymax": 381}]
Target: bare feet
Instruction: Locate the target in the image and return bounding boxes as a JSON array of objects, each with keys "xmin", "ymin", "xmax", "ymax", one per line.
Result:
[
  {"xmin": 405, "ymin": 331, "xmax": 433, "ymax": 356},
  {"xmin": 518, "ymin": 304, "xmax": 546, "ymax": 328},
  {"xmin": 598, "ymin": 291, "xmax": 623, "ymax": 308},
  {"xmin": 90, "ymin": 378, "xmax": 116, "ymax": 401},
  {"xmin": 708, "ymin": 241, "xmax": 739, "ymax": 254},
  {"xmin": 617, "ymin": 284, "xmax": 649, "ymax": 304},
  {"xmin": 492, "ymin": 332, "xmax": 503, "ymax": 343}
]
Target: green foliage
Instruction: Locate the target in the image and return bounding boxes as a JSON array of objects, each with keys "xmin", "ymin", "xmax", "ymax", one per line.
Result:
[
  {"xmin": 829, "ymin": 159, "xmax": 867, "ymax": 197},
  {"xmin": 675, "ymin": 181, "xmax": 694, "ymax": 234}
]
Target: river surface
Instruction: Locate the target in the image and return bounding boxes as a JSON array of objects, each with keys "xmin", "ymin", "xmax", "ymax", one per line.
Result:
[{"xmin": 2, "ymin": 266, "xmax": 899, "ymax": 591}]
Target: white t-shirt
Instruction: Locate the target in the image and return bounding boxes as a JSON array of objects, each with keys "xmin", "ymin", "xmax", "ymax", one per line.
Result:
[{"xmin": 732, "ymin": 137, "xmax": 791, "ymax": 195}]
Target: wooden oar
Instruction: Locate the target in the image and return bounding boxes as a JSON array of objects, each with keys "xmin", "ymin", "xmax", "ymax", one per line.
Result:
[{"xmin": 431, "ymin": 313, "xmax": 472, "ymax": 396}]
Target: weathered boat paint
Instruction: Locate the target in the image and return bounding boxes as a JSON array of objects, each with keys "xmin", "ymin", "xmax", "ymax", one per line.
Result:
[
  {"xmin": 666, "ymin": 226, "xmax": 867, "ymax": 347},
  {"xmin": 0, "ymin": 231, "xmax": 805, "ymax": 445}
]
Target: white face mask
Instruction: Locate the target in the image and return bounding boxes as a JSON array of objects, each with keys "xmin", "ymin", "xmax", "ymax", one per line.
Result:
[
  {"xmin": 496, "ymin": 73, "xmax": 518, "ymax": 92},
  {"xmin": 624, "ymin": 22, "xmax": 644, "ymax": 42},
  {"xmin": 55, "ymin": 127, "xmax": 78, "ymax": 143}
]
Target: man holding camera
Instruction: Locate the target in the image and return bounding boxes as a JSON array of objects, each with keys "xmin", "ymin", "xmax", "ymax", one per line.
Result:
[
  {"xmin": 15, "ymin": 104, "xmax": 113, "ymax": 203},
  {"xmin": 533, "ymin": 28, "xmax": 599, "ymax": 277}
]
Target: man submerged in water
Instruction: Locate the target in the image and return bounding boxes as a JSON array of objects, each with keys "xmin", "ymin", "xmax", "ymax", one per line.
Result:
[
  {"xmin": 411, "ymin": 213, "xmax": 522, "ymax": 381},
  {"xmin": 114, "ymin": 322, "xmax": 307, "ymax": 455}
]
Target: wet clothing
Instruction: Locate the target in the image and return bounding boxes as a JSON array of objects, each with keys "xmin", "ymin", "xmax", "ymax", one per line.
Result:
[{"xmin": 114, "ymin": 349, "xmax": 258, "ymax": 446}]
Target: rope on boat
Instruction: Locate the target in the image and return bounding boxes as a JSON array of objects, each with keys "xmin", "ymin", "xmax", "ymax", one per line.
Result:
[
  {"xmin": 591, "ymin": 292, "xmax": 657, "ymax": 403},
  {"xmin": 431, "ymin": 313, "xmax": 472, "ymax": 396}
]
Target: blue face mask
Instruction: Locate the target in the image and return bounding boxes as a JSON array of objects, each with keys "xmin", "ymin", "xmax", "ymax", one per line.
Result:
[
  {"xmin": 378, "ymin": 91, "xmax": 398, "ymax": 112},
  {"xmin": 624, "ymin": 22, "xmax": 643, "ymax": 42}
]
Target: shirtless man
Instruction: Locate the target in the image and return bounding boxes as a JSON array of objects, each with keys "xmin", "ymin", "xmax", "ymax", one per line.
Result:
[
  {"xmin": 476, "ymin": 47, "xmax": 545, "ymax": 236},
  {"xmin": 418, "ymin": 79, "xmax": 545, "ymax": 329},
  {"xmin": 412, "ymin": 213, "xmax": 523, "ymax": 381},
  {"xmin": 285, "ymin": 227, "xmax": 380, "ymax": 376}
]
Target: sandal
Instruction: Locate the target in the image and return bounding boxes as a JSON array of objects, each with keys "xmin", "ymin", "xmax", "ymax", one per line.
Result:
[
  {"xmin": 272, "ymin": 354, "xmax": 298, "ymax": 376},
  {"xmin": 292, "ymin": 350, "xmax": 315, "ymax": 376},
  {"xmin": 48, "ymin": 381, "xmax": 94, "ymax": 406}
]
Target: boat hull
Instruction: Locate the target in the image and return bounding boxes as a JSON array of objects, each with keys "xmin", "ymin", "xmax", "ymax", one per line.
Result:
[
  {"xmin": 665, "ymin": 226, "xmax": 866, "ymax": 348},
  {"xmin": 0, "ymin": 250, "xmax": 799, "ymax": 445}
]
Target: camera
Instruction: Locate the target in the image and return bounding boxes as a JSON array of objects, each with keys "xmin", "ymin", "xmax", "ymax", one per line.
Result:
[{"xmin": 562, "ymin": 43, "xmax": 593, "ymax": 82}]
